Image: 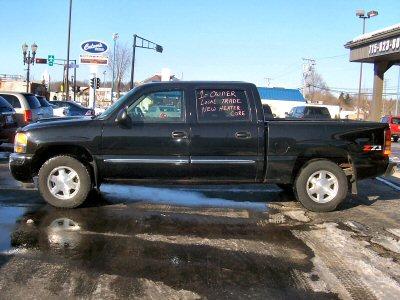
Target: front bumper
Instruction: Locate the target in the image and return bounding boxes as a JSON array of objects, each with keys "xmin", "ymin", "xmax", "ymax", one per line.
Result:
[
  {"xmin": 9, "ymin": 153, "xmax": 34, "ymax": 182},
  {"xmin": 384, "ymin": 160, "xmax": 398, "ymax": 177}
]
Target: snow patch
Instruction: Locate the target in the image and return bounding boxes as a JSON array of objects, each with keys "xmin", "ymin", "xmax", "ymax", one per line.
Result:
[
  {"xmin": 352, "ymin": 23, "xmax": 400, "ymax": 43},
  {"xmin": 101, "ymin": 184, "xmax": 267, "ymax": 211},
  {"xmin": 293, "ymin": 223, "xmax": 400, "ymax": 299},
  {"xmin": 371, "ymin": 236, "xmax": 400, "ymax": 254}
]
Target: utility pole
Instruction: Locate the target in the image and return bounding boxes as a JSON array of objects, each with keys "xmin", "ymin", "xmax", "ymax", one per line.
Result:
[
  {"xmin": 111, "ymin": 33, "xmax": 119, "ymax": 103},
  {"xmin": 302, "ymin": 58, "xmax": 316, "ymax": 100}
]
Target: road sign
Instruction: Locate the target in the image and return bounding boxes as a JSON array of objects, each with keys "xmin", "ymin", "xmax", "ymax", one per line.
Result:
[
  {"xmin": 48, "ymin": 55, "xmax": 55, "ymax": 66},
  {"xmin": 68, "ymin": 63, "xmax": 79, "ymax": 69},
  {"xmin": 79, "ymin": 54, "xmax": 108, "ymax": 65},
  {"xmin": 35, "ymin": 58, "xmax": 47, "ymax": 64}
]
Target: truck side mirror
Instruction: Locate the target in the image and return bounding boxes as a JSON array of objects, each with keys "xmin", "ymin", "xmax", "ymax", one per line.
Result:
[{"xmin": 115, "ymin": 108, "xmax": 132, "ymax": 128}]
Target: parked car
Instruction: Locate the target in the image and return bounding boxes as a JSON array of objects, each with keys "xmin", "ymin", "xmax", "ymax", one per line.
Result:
[
  {"xmin": 380, "ymin": 115, "xmax": 399, "ymax": 142},
  {"xmin": 35, "ymin": 95, "xmax": 54, "ymax": 118},
  {"xmin": 0, "ymin": 96, "xmax": 18, "ymax": 144},
  {"xmin": 49, "ymin": 100, "xmax": 94, "ymax": 117},
  {"xmin": 286, "ymin": 106, "xmax": 331, "ymax": 119},
  {"xmin": 0, "ymin": 92, "xmax": 42, "ymax": 126},
  {"xmin": 10, "ymin": 82, "xmax": 395, "ymax": 212}
]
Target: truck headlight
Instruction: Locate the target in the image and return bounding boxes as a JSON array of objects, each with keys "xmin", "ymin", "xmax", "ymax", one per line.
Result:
[{"xmin": 14, "ymin": 132, "xmax": 28, "ymax": 153}]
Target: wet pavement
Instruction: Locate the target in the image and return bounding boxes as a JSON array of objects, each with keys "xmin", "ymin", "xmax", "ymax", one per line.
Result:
[{"xmin": 0, "ymin": 150, "xmax": 400, "ymax": 298}]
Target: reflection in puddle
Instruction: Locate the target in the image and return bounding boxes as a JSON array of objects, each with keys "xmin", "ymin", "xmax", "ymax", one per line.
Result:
[{"xmin": 48, "ymin": 218, "xmax": 81, "ymax": 249}]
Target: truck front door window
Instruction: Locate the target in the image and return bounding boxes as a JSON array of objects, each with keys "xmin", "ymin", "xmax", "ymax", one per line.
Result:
[{"xmin": 128, "ymin": 90, "xmax": 184, "ymax": 123}]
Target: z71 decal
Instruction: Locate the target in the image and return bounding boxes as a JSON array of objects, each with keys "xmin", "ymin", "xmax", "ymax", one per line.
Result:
[{"xmin": 363, "ymin": 145, "xmax": 382, "ymax": 152}]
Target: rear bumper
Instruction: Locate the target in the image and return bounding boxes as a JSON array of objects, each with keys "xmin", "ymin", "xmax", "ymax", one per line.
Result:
[
  {"xmin": 9, "ymin": 153, "xmax": 33, "ymax": 182},
  {"xmin": 384, "ymin": 160, "xmax": 398, "ymax": 177}
]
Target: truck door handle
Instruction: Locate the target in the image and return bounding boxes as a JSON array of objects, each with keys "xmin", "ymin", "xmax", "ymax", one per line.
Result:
[
  {"xmin": 235, "ymin": 131, "xmax": 251, "ymax": 139},
  {"xmin": 171, "ymin": 131, "xmax": 188, "ymax": 139}
]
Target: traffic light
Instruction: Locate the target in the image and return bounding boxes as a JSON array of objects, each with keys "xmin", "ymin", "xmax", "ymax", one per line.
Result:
[
  {"xmin": 90, "ymin": 78, "xmax": 95, "ymax": 89},
  {"xmin": 96, "ymin": 77, "xmax": 100, "ymax": 89}
]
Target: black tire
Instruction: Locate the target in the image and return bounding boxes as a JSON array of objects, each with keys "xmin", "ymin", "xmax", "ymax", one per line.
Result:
[
  {"xmin": 393, "ymin": 136, "xmax": 399, "ymax": 143},
  {"xmin": 38, "ymin": 155, "xmax": 91, "ymax": 208},
  {"xmin": 294, "ymin": 160, "xmax": 348, "ymax": 212}
]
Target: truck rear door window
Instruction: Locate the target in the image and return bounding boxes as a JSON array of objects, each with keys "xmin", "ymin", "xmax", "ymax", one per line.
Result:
[{"xmin": 195, "ymin": 89, "xmax": 250, "ymax": 122}]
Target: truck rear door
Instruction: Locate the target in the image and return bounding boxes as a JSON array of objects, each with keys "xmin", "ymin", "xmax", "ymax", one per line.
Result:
[{"xmin": 188, "ymin": 84, "xmax": 261, "ymax": 182}]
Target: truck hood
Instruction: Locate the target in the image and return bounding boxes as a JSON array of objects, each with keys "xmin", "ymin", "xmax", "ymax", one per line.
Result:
[{"xmin": 20, "ymin": 116, "xmax": 94, "ymax": 131}]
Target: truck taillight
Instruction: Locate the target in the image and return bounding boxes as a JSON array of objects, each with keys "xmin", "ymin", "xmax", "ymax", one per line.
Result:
[
  {"xmin": 384, "ymin": 129, "xmax": 391, "ymax": 156},
  {"xmin": 24, "ymin": 110, "xmax": 32, "ymax": 122}
]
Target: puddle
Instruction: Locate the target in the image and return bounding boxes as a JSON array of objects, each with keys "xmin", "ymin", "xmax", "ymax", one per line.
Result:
[
  {"xmin": 0, "ymin": 206, "xmax": 26, "ymax": 251},
  {"xmin": 5, "ymin": 205, "xmax": 335, "ymax": 298}
]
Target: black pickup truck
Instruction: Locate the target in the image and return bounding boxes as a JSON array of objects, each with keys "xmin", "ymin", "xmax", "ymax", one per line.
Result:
[{"xmin": 9, "ymin": 82, "xmax": 395, "ymax": 211}]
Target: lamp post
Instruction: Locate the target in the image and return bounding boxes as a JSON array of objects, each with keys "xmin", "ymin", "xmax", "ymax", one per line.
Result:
[
  {"xmin": 65, "ymin": 0, "xmax": 73, "ymax": 101},
  {"xmin": 22, "ymin": 42, "xmax": 38, "ymax": 93},
  {"xmin": 111, "ymin": 33, "xmax": 119, "ymax": 103},
  {"xmin": 130, "ymin": 34, "xmax": 163, "ymax": 89},
  {"xmin": 355, "ymin": 9, "xmax": 378, "ymax": 119}
]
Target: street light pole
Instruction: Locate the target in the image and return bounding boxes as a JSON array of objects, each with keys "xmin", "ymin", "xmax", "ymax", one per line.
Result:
[
  {"xmin": 22, "ymin": 43, "xmax": 37, "ymax": 93},
  {"xmin": 111, "ymin": 33, "xmax": 119, "ymax": 103},
  {"xmin": 129, "ymin": 34, "xmax": 163, "ymax": 90},
  {"xmin": 65, "ymin": 0, "xmax": 73, "ymax": 101},
  {"xmin": 355, "ymin": 9, "xmax": 378, "ymax": 120}
]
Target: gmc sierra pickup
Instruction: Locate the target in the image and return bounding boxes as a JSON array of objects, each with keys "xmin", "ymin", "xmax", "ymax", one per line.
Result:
[{"xmin": 9, "ymin": 82, "xmax": 396, "ymax": 211}]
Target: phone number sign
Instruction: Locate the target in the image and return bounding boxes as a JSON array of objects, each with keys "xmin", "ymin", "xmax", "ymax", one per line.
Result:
[{"xmin": 368, "ymin": 36, "xmax": 400, "ymax": 57}]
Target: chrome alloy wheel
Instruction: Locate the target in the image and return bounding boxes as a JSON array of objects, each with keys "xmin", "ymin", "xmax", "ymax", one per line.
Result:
[
  {"xmin": 306, "ymin": 170, "xmax": 339, "ymax": 203},
  {"xmin": 47, "ymin": 166, "xmax": 80, "ymax": 200}
]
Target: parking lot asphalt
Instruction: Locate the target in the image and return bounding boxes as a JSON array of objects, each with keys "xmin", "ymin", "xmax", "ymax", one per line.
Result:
[{"xmin": 0, "ymin": 146, "xmax": 399, "ymax": 298}]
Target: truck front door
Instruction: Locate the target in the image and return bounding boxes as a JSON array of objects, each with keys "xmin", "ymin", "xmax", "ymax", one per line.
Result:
[{"xmin": 101, "ymin": 88, "xmax": 190, "ymax": 180}]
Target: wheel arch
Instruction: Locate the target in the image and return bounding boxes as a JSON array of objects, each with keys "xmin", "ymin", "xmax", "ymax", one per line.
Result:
[
  {"xmin": 291, "ymin": 147, "xmax": 356, "ymax": 191},
  {"xmin": 31, "ymin": 144, "xmax": 98, "ymax": 188}
]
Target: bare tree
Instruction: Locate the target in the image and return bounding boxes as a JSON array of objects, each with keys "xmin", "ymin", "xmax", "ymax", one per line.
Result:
[
  {"xmin": 108, "ymin": 43, "xmax": 132, "ymax": 97},
  {"xmin": 305, "ymin": 71, "xmax": 337, "ymax": 105}
]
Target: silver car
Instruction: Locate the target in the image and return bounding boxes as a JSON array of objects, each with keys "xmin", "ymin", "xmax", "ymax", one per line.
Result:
[{"xmin": 0, "ymin": 92, "xmax": 43, "ymax": 126}]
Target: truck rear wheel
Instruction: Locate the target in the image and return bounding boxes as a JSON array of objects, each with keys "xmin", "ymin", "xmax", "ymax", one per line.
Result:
[
  {"xmin": 295, "ymin": 160, "xmax": 348, "ymax": 212},
  {"xmin": 38, "ymin": 156, "xmax": 91, "ymax": 208}
]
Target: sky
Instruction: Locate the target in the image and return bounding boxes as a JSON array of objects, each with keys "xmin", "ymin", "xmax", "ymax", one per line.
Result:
[{"xmin": 0, "ymin": 0, "xmax": 400, "ymax": 95}]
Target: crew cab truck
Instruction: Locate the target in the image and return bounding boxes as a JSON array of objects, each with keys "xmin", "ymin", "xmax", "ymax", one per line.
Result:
[{"xmin": 9, "ymin": 82, "xmax": 395, "ymax": 212}]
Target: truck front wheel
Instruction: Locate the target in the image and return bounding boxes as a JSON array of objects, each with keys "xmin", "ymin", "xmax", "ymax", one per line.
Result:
[
  {"xmin": 295, "ymin": 160, "xmax": 348, "ymax": 212},
  {"xmin": 38, "ymin": 156, "xmax": 92, "ymax": 208}
]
